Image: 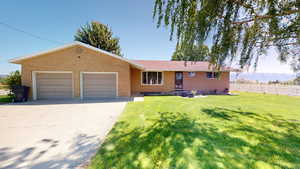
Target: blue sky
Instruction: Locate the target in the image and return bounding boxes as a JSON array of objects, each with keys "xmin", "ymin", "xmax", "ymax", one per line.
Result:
[{"xmin": 0, "ymin": 0, "xmax": 295, "ymax": 74}]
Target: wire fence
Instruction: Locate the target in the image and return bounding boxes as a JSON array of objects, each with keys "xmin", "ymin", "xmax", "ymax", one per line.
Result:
[{"xmin": 230, "ymin": 83, "xmax": 300, "ymax": 96}]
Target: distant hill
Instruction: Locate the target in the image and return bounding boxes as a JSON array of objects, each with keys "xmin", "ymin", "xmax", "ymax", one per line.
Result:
[
  {"xmin": 0, "ymin": 74, "xmax": 7, "ymax": 79},
  {"xmin": 230, "ymin": 72, "xmax": 297, "ymax": 83}
]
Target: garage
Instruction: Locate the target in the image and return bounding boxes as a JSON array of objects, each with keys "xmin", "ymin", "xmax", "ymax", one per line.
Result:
[
  {"xmin": 34, "ymin": 72, "xmax": 73, "ymax": 100},
  {"xmin": 10, "ymin": 42, "xmax": 137, "ymax": 99},
  {"xmin": 81, "ymin": 72, "xmax": 117, "ymax": 99}
]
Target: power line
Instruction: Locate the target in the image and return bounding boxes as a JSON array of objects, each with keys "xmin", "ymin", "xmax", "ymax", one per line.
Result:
[{"xmin": 0, "ymin": 21, "xmax": 65, "ymax": 45}]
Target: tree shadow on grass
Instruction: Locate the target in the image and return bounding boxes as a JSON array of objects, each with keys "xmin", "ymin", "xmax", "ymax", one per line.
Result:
[
  {"xmin": 202, "ymin": 107, "xmax": 259, "ymax": 121},
  {"xmin": 0, "ymin": 134, "xmax": 99, "ymax": 169},
  {"xmin": 201, "ymin": 108, "xmax": 233, "ymax": 120},
  {"xmin": 89, "ymin": 110, "xmax": 300, "ymax": 169}
]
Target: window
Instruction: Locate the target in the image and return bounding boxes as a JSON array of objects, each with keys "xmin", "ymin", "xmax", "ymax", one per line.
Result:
[
  {"xmin": 188, "ymin": 72, "xmax": 196, "ymax": 77},
  {"xmin": 142, "ymin": 72, "xmax": 163, "ymax": 85},
  {"xmin": 206, "ymin": 72, "xmax": 220, "ymax": 79}
]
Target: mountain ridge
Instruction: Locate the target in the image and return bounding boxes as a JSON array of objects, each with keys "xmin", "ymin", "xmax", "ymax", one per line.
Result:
[{"xmin": 230, "ymin": 72, "xmax": 297, "ymax": 83}]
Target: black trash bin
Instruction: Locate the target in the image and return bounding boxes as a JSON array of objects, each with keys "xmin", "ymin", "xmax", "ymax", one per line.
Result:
[{"xmin": 11, "ymin": 85, "xmax": 30, "ymax": 102}]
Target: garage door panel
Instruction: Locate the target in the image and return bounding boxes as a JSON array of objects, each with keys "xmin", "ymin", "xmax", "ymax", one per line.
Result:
[
  {"xmin": 39, "ymin": 88, "xmax": 72, "ymax": 93},
  {"xmin": 83, "ymin": 73, "xmax": 117, "ymax": 98},
  {"xmin": 84, "ymin": 88, "xmax": 116, "ymax": 92},
  {"xmin": 38, "ymin": 94, "xmax": 72, "ymax": 99},
  {"xmin": 39, "ymin": 92, "xmax": 72, "ymax": 96},
  {"xmin": 38, "ymin": 93, "xmax": 72, "ymax": 98},
  {"xmin": 84, "ymin": 93, "xmax": 115, "ymax": 98},
  {"xmin": 37, "ymin": 73, "xmax": 71, "ymax": 78},
  {"xmin": 37, "ymin": 77, "xmax": 72, "ymax": 80},
  {"xmin": 84, "ymin": 80, "xmax": 116, "ymax": 85},
  {"xmin": 84, "ymin": 90, "xmax": 116, "ymax": 94},
  {"xmin": 38, "ymin": 86, "xmax": 73, "ymax": 89},
  {"xmin": 84, "ymin": 93, "xmax": 115, "ymax": 97},
  {"xmin": 36, "ymin": 73, "xmax": 73, "ymax": 99},
  {"xmin": 84, "ymin": 78, "xmax": 115, "ymax": 83},
  {"xmin": 37, "ymin": 79, "xmax": 72, "ymax": 82},
  {"xmin": 37, "ymin": 83, "xmax": 73, "ymax": 87},
  {"xmin": 84, "ymin": 83, "xmax": 116, "ymax": 87},
  {"xmin": 37, "ymin": 83, "xmax": 72, "ymax": 87}
]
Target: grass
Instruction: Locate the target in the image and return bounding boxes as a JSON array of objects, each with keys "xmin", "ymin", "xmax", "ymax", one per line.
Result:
[
  {"xmin": 88, "ymin": 92, "xmax": 300, "ymax": 169},
  {"xmin": 0, "ymin": 95, "xmax": 12, "ymax": 103}
]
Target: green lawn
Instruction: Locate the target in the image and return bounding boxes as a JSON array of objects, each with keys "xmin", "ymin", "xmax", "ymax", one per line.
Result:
[
  {"xmin": 89, "ymin": 92, "xmax": 300, "ymax": 169},
  {"xmin": 0, "ymin": 95, "xmax": 12, "ymax": 103}
]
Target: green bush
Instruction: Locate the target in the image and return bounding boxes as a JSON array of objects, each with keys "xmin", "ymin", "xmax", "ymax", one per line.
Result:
[{"xmin": 3, "ymin": 71, "xmax": 21, "ymax": 89}]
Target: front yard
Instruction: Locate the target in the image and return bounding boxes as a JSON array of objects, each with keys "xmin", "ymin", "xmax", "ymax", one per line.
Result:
[
  {"xmin": 0, "ymin": 95, "xmax": 12, "ymax": 103},
  {"xmin": 88, "ymin": 92, "xmax": 300, "ymax": 169}
]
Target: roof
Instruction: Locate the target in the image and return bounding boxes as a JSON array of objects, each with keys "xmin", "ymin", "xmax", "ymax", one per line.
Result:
[
  {"xmin": 9, "ymin": 41, "xmax": 237, "ymax": 72},
  {"xmin": 9, "ymin": 41, "xmax": 145, "ymax": 70},
  {"xmin": 130, "ymin": 60, "xmax": 234, "ymax": 72}
]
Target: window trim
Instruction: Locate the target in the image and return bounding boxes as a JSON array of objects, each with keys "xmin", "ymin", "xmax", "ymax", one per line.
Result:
[{"xmin": 141, "ymin": 71, "xmax": 164, "ymax": 86}]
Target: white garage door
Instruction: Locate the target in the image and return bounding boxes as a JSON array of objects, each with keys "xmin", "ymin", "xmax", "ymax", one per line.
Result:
[
  {"xmin": 36, "ymin": 73, "xmax": 73, "ymax": 99},
  {"xmin": 82, "ymin": 73, "xmax": 117, "ymax": 99}
]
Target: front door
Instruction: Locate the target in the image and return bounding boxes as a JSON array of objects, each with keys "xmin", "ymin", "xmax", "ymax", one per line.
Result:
[{"xmin": 175, "ymin": 72, "xmax": 183, "ymax": 90}]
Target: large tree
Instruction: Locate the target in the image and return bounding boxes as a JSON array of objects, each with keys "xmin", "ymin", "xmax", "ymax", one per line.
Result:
[
  {"xmin": 172, "ymin": 44, "xmax": 209, "ymax": 61},
  {"xmin": 74, "ymin": 21, "xmax": 122, "ymax": 56},
  {"xmin": 153, "ymin": 0, "xmax": 300, "ymax": 71}
]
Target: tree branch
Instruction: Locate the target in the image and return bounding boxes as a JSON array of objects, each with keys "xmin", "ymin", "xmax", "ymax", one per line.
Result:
[
  {"xmin": 256, "ymin": 41, "xmax": 299, "ymax": 47},
  {"xmin": 228, "ymin": 0, "xmax": 256, "ymax": 14},
  {"xmin": 233, "ymin": 9, "xmax": 300, "ymax": 25}
]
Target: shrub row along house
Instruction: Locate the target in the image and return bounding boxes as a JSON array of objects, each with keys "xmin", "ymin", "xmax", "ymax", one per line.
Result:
[{"xmin": 10, "ymin": 41, "xmax": 235, "ymax": 100}]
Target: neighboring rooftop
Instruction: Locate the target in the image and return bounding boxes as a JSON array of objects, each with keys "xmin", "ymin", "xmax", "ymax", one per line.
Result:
[{"xmin": 130, "ymin": 60, "xmax": 234, "ymax": 72}]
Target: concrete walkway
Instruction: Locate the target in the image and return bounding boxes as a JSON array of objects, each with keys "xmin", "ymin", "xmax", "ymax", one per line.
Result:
[{"xmin": 0, "ymin": 99, "xmax": 128, "ymax": 169}]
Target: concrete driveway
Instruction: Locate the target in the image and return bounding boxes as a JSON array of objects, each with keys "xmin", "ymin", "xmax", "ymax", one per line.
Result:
[{"xmin": 0, "ymin": 99, "xmax": 129, "ymax": 169}]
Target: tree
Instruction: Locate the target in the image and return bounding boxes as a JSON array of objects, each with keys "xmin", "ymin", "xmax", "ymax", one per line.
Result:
[
  {"xmin": 172, "ymin": 44, "xmax": 209, "ymax": 61},
  {"xmin": 74, "ymin": 21, "xmax": 122, "ymax": 56},
  {"xmin": 4, "ymin": 71, "xmax": 21, "ymax": 89},
  {"xmin": 153, "ymin": 0, "xmax": 300, "ymax": 71}
]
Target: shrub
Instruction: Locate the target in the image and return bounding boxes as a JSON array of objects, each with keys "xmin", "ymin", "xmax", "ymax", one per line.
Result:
[{"xmin": 3, "ymin": 71, "xmax": 21, "ymax": 89}]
